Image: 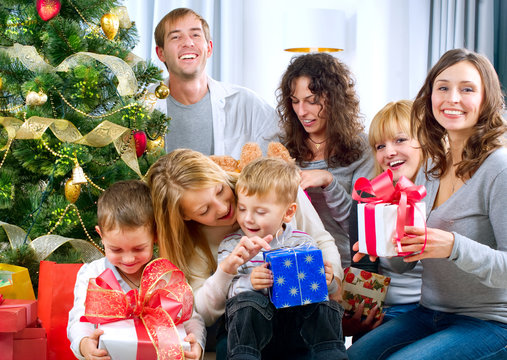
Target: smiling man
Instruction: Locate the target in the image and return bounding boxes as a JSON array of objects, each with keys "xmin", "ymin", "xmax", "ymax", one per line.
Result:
[{"xmin": 152, "ymin": 8, "xmax": 279, "ymax": 157}]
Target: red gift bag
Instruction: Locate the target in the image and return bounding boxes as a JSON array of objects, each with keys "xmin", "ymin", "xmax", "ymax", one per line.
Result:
[{"xmin": 37, "ymin": 261, "xmax": 83, "ymax": 360}]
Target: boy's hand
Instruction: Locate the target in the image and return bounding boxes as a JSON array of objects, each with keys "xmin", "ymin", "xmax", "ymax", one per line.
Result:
[
  {"xmin": 183, "ymin": 333, "xmax": 202, "ymax": 360},
  {"xmin": 220, "ymin": 235, "xmax": 273, "ymax": 275},
  {"xmin": 324, "ymin": 261, "xmax": 334, "ymax": 285},
  {"xmin": 79, "ymin": 329, "xmax": 110, "ymax": 360},
  {"xmin": 250, "ymin": 263, "xmax": 273, "ymax": 290}
]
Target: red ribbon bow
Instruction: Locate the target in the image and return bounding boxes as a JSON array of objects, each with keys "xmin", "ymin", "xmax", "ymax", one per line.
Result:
[
  {"xmin": 81, "ymin": 258, "xmax": 193, "ymax": 360},
  {"xmin": 352, "ymin": 169, "xmax": 427, "ymax": 256}
]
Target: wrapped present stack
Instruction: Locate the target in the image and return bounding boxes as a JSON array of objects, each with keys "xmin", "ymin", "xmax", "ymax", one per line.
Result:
[
  {"xmin": 264, "ymin": 245, "xmax": 328, "ymax": 308},
  {"xmin": 0, "ymin": 294, "xmax": 47, "ymax": 360},
  {"xmin": 340, "ymin": 267, "xmax": 391, "ymax": 318}
]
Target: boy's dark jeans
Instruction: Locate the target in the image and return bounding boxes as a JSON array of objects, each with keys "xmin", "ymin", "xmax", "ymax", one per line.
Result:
[{"xmin": 225, "ymin": 291, "xmax": 348, "ymax": 360}]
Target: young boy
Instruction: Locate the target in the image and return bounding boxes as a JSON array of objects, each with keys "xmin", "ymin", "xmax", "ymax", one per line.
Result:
[
  {"xmin": 67, "ymin": 180, "xmax": 204, "ymax": 360},
  {"xmin": 217, "ymin": 158, "xmax": 347, "ymax": 360}
]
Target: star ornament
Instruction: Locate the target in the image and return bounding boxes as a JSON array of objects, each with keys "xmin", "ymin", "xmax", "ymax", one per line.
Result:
[
  {"xmin": 276, "ymin": 276, "xmax": 285, "ymax": 286},
  {"xmin": 283, "ymin": 258, "xmax": 293, "ymax": 268},
  {"xmin": 310, "ymin": 282, "xmax": 320, "ymax": 291},
  {"xmin": 305, "ymin": 254, "xmax": 314, "ymax": 263},
  {"xmin": 289, "ymin": 287, "xmax": 299, "ymax": 296},
  {"xmin": 298, "ymin": 271, "xmax": 306, "ymax": 280}
]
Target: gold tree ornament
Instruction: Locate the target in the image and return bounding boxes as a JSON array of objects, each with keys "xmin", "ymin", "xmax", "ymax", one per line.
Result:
[
  {"xmin": 155, "ymin": 82, "xmax": 170, "ymax": 99},
  {"xmin": 71, "ymin": 163, "xmax": 87, "ymax": 184},
  {"xmin": 100, "ymin": 13, "xmax": 119, "ymax": 40},
  {"xmin": 0, "ymin": 77, "xmax": 2, "ymax": 90},
  {"xmin": 146, "ymin": 136, "xmax": 165, "ymax": 152},
  {"xmin": 64, "ymin": 178, "xmax": 81, "ymax": 203},
  {"xmin": 25, "ymin": 91, "xmax": 48, "ymax": 106}
]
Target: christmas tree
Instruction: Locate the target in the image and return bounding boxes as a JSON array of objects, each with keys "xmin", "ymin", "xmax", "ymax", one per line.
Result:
[{"xmin": 0, "ymin": 0, "xmax": 169, "ymax": 283}]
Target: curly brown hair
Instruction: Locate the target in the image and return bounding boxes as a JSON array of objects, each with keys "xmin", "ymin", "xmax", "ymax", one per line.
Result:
[
  {"xmin": 277, "ymin": 53, "xmax": 365, "ymax": 167},
  {"xmin": 412, "ymin": 48, "xmax": 506, "ymax": 179}
]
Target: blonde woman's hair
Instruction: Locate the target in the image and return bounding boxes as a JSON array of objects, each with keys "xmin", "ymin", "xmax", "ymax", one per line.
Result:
[
  {"xmin": 369, "ymin": 100, "xmax": 419, "ymax": 176},
  {"xmin": 146, "ymin": 149, "xmax": 237, "ymax": 280},
  {"xmin": 236, "ymin": 157, "xmax": 301, "ymax": 206}
]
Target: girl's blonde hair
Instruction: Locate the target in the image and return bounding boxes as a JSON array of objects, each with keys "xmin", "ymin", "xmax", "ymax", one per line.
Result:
[
  {"xmin": 368, "ymin": 100, "xmax": 419, "ymax": 176},
  {"xmin": 146, "ymin": 149, "xmax": 237, "ymax": 280}
]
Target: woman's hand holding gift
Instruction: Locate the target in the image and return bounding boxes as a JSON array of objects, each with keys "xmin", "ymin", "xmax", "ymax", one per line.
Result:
[
  {"xmin": 220, "ymin": 235, "xmax": 273, "ymax": 275},
  {"xmin": 397, "ymin": 226, "xmax": 455, "ymax": 262},
  {"xmin": 351, "ymin": 241, "xmax": 379, "ymax": 263}
]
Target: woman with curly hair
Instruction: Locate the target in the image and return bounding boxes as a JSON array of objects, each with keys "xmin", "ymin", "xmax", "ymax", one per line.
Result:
[
  {"xmin": 277, "ymin": 53, "xmax": 374, "ymax": 269},
  {"xmin": 348, "ymin": 48, "xmax": 507, "ymax": 359}
]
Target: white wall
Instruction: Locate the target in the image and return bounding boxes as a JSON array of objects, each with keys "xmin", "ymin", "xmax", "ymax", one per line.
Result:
[{"xmin": 124, "ymin": 0, "xmax": 430, "ymax": 128}]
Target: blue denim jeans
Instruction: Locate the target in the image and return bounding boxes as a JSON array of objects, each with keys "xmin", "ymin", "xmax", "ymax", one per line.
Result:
[
  {"xmin": 347, "ymin": 305, "xmax": 507, "ymax": 360},
  {"xmin": 382, "ymin": 302, "xmax": 419, "ymax": 323},
  {"xmin": 225, "ymin": 291, "xmax": 348, "ymax": 360}
]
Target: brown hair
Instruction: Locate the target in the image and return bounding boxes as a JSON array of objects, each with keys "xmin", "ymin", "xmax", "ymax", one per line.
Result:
[
  {"xmin": 369, "ymin": 100, "xmax": 419, "ymax": 176},
  {"xmin": 412, "ymin": 48, "xmax": 506, "ymax": 179},
  {"xmin": 97, "ymin": 180, "xmax": 154, "ymax": 234},
  {"xmin": 236, "ymin": 157, "xmax": 301, "ymax": 206},
  {"xmin": 277, "ymin": 52, "xmax": 365, "ymax": 167},
  {"xmin": 146, "ymin": 149, "xmax": 237, "ymax": 280},
  {"xmin": 154, "ymin": 8, "xmax": 211, "ymax": 48}
]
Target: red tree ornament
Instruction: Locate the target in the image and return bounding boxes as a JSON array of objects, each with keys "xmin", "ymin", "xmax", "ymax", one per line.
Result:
[
  {"xmin": 36, "ymin": 0, "xmax": 62, "ymax": 21},
  {"xmin": 133, "ymin": 130, "xmax": 147, "ymax": 158}
]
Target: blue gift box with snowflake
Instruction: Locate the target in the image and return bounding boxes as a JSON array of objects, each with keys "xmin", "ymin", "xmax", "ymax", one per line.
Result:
[{"xmin": 263, "ymin": 245, "xmax": 328, "ymax": 308}]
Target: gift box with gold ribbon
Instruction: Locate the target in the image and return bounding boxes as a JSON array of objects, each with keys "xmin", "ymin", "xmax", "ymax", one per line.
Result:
[{"xmin": 81, "ymin": 258, "xmax": 194, "ymax": 360}]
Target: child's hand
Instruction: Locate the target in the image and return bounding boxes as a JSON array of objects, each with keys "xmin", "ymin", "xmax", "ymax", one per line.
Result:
[
  {"xmin": 183, "ymin": 332, "xmax": 202, "ymax": 360},
  {"xmin": 220, "ymin": 235, "xmax": 273, "ymax": 275},
  {"xmin": 250, "ymin": 263, "xmax": 273, "ymax": 290},
  {"xmin": 324, "ymin": 261, "xmax": 334, "ymax": 286},
  {"xmin": 79, "ymin": 329, "xmax": 110, "ymax": 360}
]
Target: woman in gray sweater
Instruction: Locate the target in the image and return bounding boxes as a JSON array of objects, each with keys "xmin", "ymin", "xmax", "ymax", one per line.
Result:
[{"xmin": 348, "ymin": 48, "xmax": 507, "ymax": 359}]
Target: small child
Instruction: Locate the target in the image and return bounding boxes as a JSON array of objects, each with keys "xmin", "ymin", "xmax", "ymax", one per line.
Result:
[
  {"xmin": 217, "ymin": 158, "xmax": 348, "ymax": 359},
  {"xmin": 67, "ymin": 180, "xmax": 204, "ymax": 360}
]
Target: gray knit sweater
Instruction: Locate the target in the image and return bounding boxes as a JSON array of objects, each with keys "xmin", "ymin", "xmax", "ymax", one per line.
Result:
[
  {"xmin": 302, "ymin": 138, "xmax": 374, "ymax": 269},
  {"xmin": 391, "ymin": 147, "xmax": 507, "ymax": 324}
]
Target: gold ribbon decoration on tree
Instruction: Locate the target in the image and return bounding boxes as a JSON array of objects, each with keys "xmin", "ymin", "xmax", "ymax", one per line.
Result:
[
  {"xmin": 0, "ymin": 44, "xmax": 138, "ymax": 96},
  {"xmin": 1, "ymin": 116, "xmax": 142, "ymax": 177},
  {"xmin": 0, "ymin": 221, "xmax": 104, "ymax": 262}
]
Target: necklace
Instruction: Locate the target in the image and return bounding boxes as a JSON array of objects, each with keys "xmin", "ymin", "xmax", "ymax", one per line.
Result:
[
  {"xmin": 117, "ymin": 268, "xmax": 140, "ymax": 289},
  {"xmin": 307, "ymin": 137, "xmax": 326, "ymax": 150}
]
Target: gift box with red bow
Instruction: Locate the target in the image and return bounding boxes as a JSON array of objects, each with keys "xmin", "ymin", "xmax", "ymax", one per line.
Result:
[
  {"xmin": 353, "ymin": 169, "xmax": 427, "ymax": 257},
  {"xmin": 81, "ymin": 258, "xmax": 194, "ymax": 360}
]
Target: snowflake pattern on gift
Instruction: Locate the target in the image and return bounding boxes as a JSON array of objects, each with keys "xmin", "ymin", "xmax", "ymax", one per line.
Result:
[{"xmin": 264, "ymin": 245, "xmax": 328, "ymax": 308}]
